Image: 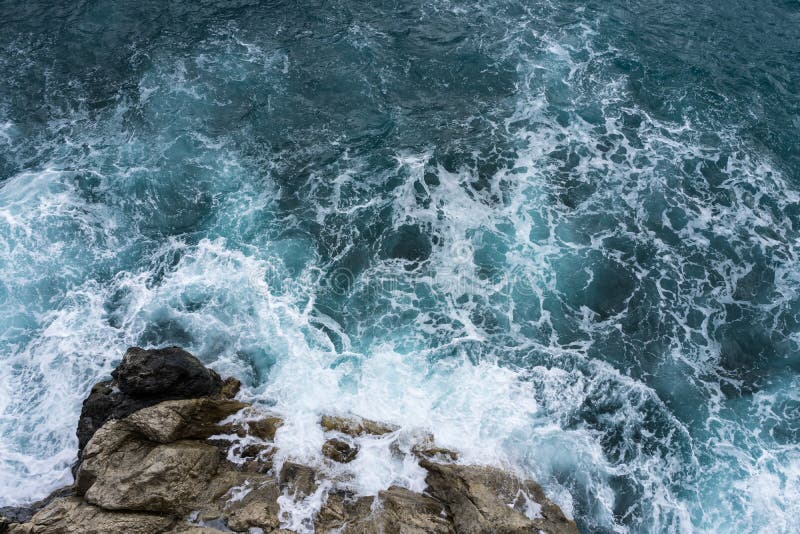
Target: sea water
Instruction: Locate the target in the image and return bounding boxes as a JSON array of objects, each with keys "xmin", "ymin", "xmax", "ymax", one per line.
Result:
[{"xmin": 1, "ymin": 1, "xmax": 799, "ymax": 532}]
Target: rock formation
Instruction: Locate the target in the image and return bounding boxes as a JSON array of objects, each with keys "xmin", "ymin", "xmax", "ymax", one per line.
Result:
[
  {"xmin": 75, "ymin": 347, "xmax": 238, "ymax": 460},
  {"xmin": 2, "ymin": 347, "xmax": 579, "ymax": 534}
]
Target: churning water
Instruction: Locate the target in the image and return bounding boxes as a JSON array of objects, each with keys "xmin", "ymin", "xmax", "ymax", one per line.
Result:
[{"xmin": 1, "ymin": 1, "xmax": 799, "ymax": 532}]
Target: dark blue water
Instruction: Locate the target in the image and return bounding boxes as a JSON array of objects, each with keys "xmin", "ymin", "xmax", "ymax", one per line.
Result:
[{"xmin": 1, "ymin": 1, "xmax": 799, "ymax": 532}]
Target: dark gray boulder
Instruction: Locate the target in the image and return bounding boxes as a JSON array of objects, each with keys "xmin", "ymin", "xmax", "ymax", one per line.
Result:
[
  {"xmin": 75, "ymin": 347, "xmax": 227, "ymax": 469},
  {"xmin": 112, "ymin": 346, "xmax": 222, "ymax": 398}
]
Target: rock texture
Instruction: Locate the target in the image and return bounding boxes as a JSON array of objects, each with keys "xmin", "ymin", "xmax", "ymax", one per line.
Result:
[
  {"xmin": 316, "ymin": 486, "xmax": 453, "ymax": 533},
  {"xmin": 0, "ymin": 488, "xmax": 72, "ymax": 532},
  {"xmin": 320, "ymin": 414, "xmax": 397, "ymax": 436},
  {"xmin": 8, "ymin": 497, "xmax": 176, "ymax": 534},
  {"xmin": 410, "ymin": 433, "xmax": 459, "ymax": 462},
  {"xmin": 76, "ymin": 346, "xmax": 231, "ymax": 457},
  {"xmin": 81, "ymin": 432, "xmax": 221, "ymax": 512},
  {"xmin": 124, "ymin": 398, "xmax": 248, "ymax": 443},
  {"xmin": 6, "ymin": 346, "xmax": 579, "ymax": 534},
  {"xmin": 223, "ymin": 481, "xmax": 281, "ymax": 531},
  {"xmin": 421, "ymin": 461, "xmax": 577, "ymax": 534},
  {"xmin": 322, "ymin": 438, "xmax": 358, "ymax": 463},
  {"xmin": 279, "ymin": 462, "xmax": 319, "ymax": 498}
]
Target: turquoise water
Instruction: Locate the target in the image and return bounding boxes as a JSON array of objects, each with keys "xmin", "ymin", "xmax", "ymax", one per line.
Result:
[{"xmin": 1, "ymin": 1, "xmax": 799, "ymax": 531}]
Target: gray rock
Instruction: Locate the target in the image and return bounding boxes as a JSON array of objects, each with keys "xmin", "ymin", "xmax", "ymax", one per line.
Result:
[
  {"xmin": 76, "ymin": 346, "xmax": 226, "ymax": 459},
  {"xmin": 223, "ymin": 481, "xmax": 280, "ymax": 531},
  {"xmin": 322, "ymin": 438, "xmax": 359, "ymax": 463},
  {"xmin": 315, "ymin": 491, "xmax": 375, "ymax": 533},
  {"xmin": 410, "ymin": 433, "xmax": 459, "ymax": 462},
  {"xmin": 77, "ymin": 421, "xmax": 221, "ymax": 513},
  {"xmin": 125, "ymin": 398, "xmax": 248, "ymax": 443},
  {"xmin": 14, "ymin": 346, "xmax": 579, "ymax": 534},
  {"xmin": 245, "ymin": 415, "xmax": 283, "ymax": 441},
  {"xmin": 320, "ymin": 415, "xmax": 397, "ymax": 437},
  {"xmin": 167, "ymin": 527, "xmax": 228, "ymax": 534},
  {"xmin": 218, "ymin": 377, "xmax": 241, "ymax": 399},
  {"xmin": 376, "ymin": 486, "xmax": 453, "ymax": 533},
  {"xmin": 0, "ymin": 486, "xmax": 72, "ymax": 531},
  {"xmin": 279, "ymin": 462, "xmax": 318, "ymax": 498},
  {"xmin": 315, "ymin": 487, "xmax": 453, "ymax": 534},
  {"xmin": 8, "ymin": 497, "xmax": 175, "ymax": 534},
  {"xmin": 76, "ymin": 380, "xmax": 156, "ymax": 453},
  {"xmin": 421, "ymin": 461, "xmax": 579, "ymax": 534}
]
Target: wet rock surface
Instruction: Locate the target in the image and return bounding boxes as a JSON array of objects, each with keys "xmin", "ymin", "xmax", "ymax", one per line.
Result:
[
  {"xmin": 322, "ymin": 438, "xmax": 359, "ymax": 463},
  {"xmin": 314, "ymin": 490, "xmax": 375, "ymax": 532},
  {"xmin": 410, "ymin": 433, "xmax": 459, "ymax": 462},
  {"xmin": 320, "ymin": 414, "xmax": 397, "ymax": 437},
  {"xmin": 223, "ymin": 481, "xmax": 280, "ymax": 531},
  {"xmin": 8, "ymin": 346, "xmax": 578, "ymax": 534},
  {"xmin": 421, "ymin": 460, "xmax": 578, "ymax": 534},
  {"xmin": 279, "ymin": 462, "xmax": 319, "ymax": 498},
  {"xmin": 315, "ymin": 486, "xmax": 453, "ymax": 534},
  {"xmin": 374, "ymin": 486, "xmax": 454, "ymax": 533}
]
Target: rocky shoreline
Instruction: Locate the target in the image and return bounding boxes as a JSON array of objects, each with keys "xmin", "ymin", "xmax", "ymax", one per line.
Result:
[{"xmin": 2, "ymin": 347, "xmax": 579, "ymax": 534}]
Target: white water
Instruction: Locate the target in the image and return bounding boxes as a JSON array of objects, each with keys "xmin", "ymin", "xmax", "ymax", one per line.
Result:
[{"xmin": 0, "ymin": 6, "xmax": 799, "ymax": 534}]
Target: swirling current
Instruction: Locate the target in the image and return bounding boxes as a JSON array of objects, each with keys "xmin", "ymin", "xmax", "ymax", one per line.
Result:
[{"xmin": 1, "ymin": 1, "xmax": 799, "ymax": 532}]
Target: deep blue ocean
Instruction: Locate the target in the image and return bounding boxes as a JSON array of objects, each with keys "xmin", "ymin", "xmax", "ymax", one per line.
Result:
[{"xmin": 1, "ymin": 1, "xmax": 799, "ymax": 532}]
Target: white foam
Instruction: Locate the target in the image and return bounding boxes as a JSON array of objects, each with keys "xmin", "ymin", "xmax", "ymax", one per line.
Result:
[{"xmin": 1, "ymin": 13, "xmax": 799, "ymax": 534}]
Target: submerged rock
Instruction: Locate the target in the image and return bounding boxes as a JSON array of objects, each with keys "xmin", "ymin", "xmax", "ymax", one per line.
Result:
[{"xmin": 381, "ymin": 224, "xmax": 432, "ymax": 264}]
